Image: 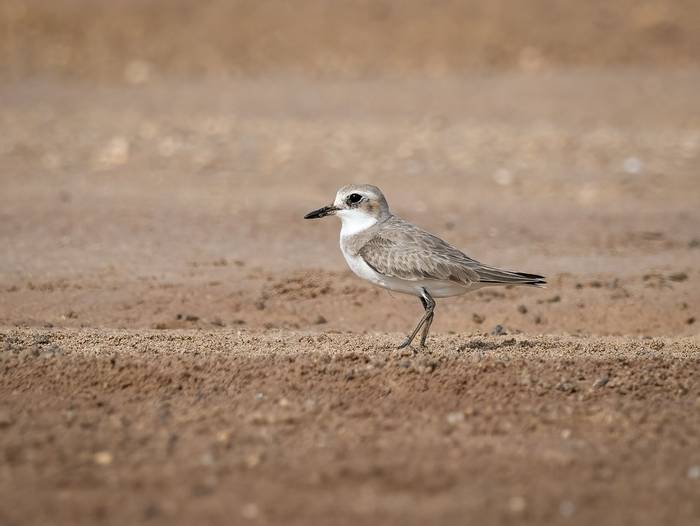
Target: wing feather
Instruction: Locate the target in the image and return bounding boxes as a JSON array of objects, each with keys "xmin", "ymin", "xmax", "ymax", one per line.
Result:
[
  {"xmin": 358, "ymin": 226, "xmax": 481, "ymax": 286},
  {"xmin": 357, "ymin": 218, "xmax": 545, "ymax": 287}
]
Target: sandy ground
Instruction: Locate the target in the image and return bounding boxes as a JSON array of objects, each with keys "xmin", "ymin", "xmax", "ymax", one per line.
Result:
[{"xmin": 1, "ymin": 71, "xmax": 700, "ymax": 524}]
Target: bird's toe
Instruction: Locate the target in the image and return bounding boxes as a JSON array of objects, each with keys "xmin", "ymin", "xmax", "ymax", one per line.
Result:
[{"xmin": 396, "ymin": 338, "xmax": 412, "ymax": 350}]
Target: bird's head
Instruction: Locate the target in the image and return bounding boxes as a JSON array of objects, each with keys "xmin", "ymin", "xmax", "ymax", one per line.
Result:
[{"xmin": 304, "ymin": 185, "xmax": 391, "ymax": 233}]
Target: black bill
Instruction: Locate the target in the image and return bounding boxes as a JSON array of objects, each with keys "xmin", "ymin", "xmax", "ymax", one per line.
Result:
[{"xmin": 304, "ymin": 205, "xmax": 338, "ymax": 219}]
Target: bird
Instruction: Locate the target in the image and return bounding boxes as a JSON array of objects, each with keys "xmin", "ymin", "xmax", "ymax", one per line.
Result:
[{"xmin": 304, "ymin": 184, "xmax": 545, "ymax": 349}]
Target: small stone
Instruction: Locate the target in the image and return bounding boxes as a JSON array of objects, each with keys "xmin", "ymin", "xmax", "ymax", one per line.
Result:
[
  {"xmin": 687, "ymin": 465, "xmax": 700, "ymax": 479},
  {"xmin": 446, "ymin": 411, "xmax": 465, "ymax": 425},
  {"xmin": 124, "ymin": 59, "xmax": 152, "ymax": 85},
  {"xmin": 0, "ymin": 411, "xmax": 13, "ymax": 428},
  {"xmin": 254, "ymin": 393, "xmax": 265, "ymax": 401},
  {"xmin": 517, "ymin": 305, "xmax": 528, "ymax": 314},
  {"xmin": 184, "ymin": 314, "xmax": 199, "ymax": 322},
  {"xmin": 686, "ymin": 317, "xmax": 696, "ymax": 325},
  {"xmin": 508, "ymin": 496, "xmax": 527, "ymax": 514},
  {"xmin": 245, "ymin": 452, "xmax": 263, "ymax": 468},
  {"xmin": 472, "ymin": 313, "xmax": 485, "ymax": 324},
  {"xmin": 622, "ymin": 156, "xmax": 643, "ymax": 174},
  {"xmin": 559, "ymin": 500, "xmax": 576, "ymax": 517},
  {"xmin": 40, "ymin": 344, "xmax": 63, "ymax": 358},
  {"xmin": 592, "ymin": 375, "xmax": 609, "ymax": 388},
  {"xmin": 96, "ymin": 136, "xmax": 130, "ymax": 168},
  {"xmin": 241, "ymin": 503, "xmax": 260, "ymax": 520},
  {"xmin": 491, "ymin": 325, "xmax": 507, "ymax": 336},
  {"xmin": 215, "ymin": 431, "xmax": 231, "ymax": 443},
  {"xmin": 314, "ymin": 315, "xmax": 327, "ymax": 325},
  {"xmin": 200, "ymin": 451, "xmax": 215, "ymax": 466},
  {"xmin": 668, "ymin": 272, "xmax": 688, "ymax": 282},
  {"xmin": 493, "ymin": 168, "xmax": 514, "ymax": 186},
  {"xmin": 557, "ymin": 381, "xmax": 578, "ymax": 394},
  {"xmin": 94, "ymin": 451, "xmax": 113, "ymax": 465},
  {"xmin": 689, "ymin": 239, "xmax": 700, "ymax": 249}
]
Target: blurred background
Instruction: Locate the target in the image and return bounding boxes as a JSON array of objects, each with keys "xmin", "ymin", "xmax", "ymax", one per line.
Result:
[
  {"xmin": 2, "ymin": 0, "xmax": 700, "ymax": 78},
  {"xmin": 1, "ymin": 0, "xmax": 699, "ymax": 336}
]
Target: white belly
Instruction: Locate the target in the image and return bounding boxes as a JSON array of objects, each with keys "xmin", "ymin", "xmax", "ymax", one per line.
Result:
[{"xmin": 339, "ymin": 243, "xmax": 475, "ymax": 298}]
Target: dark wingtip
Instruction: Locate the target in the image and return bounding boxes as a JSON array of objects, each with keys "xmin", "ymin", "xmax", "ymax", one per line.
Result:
[{"xmin": 515, "ymin": 272, "xmax": 546, "ymax": 285}]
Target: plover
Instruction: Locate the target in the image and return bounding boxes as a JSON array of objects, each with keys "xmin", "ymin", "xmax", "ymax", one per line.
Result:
[{"xmin": 304, "ymin": 184, "xmax": 545, "ymax": 349}]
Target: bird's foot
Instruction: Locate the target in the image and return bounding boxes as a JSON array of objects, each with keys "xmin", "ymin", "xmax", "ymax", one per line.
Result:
[
  {"xmin": 396, "ymin": 338, "xmax": 413, "ymax": 350},
  {"xmin": 397, "ymin": 338, "xmax": 423, "ymax": 353}
]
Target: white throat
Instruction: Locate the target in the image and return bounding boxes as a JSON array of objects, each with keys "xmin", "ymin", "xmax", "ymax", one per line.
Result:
[{"xmin": 338, "ymin": 209, "xmax": 378, "ymax": 238}]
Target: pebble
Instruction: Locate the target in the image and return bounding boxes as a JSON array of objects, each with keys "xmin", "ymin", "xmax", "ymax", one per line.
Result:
[
  {"xmin": 94, "ymin": 451, "xmax": 113, "ymax": 466},
  {"xmin": 622, "ymin": 156, "xmax": 643, "ymax": 174},
  {"xmin": 200, "ymin": 451, "xmax": 215, "ymax": 466},
  {"xmin": 0, "ymin": 411, "xmax": 13, "ymax": 428},
  {"xmin": 688, "ymin": 465, "xmax": 700, "ymax": 480},
  {"xmin": 40, "ymin": 344, "xmax": 63, "ymax": 358},
  {"xmin": 559, "ymin": 500, "xmax": 576, "ymax": 517},
  {"xmin": 592, "ymin": 375, "xmax": 609, "ymax": 388},
  {"xmin": 96, "ymin": 136, "xmax": 130, "ymax": 168},
  {"xmin": 491, "ymin": 325, "xmax": 507, "ymax": 336},
  {"xmin": 124, "ymin": 59, "xmax": 152, "ymax": 85},
  {"xmin": 215, "ymin": 431, "xmax": 231, "ymax": 443},
  {"xmin": 245, "ymin": 452, "xmax": 263, "ymax": 468},
  {"xmin": 517, "ymin": 304, "xmax": 528, "ymax": 314},
  {"xmin": 446, "ymin": 411, "xmax": 465, "ymax": 425},
  {"xmin": 241, "ymin": 503, "xmax": 260, "ymax": 520},
  {"xmin": 508, "ymin": 496, "xmax": 527, "ymax": 514},
  {"xmin": 493, "ymin": 168, "xmax": 514, "ymax": 186}
]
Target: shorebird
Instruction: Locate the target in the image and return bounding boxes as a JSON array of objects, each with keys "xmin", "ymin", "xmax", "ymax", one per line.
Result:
[{"xmin": 304, "ymin": 184, "xmax": 545, "ymax": 349}]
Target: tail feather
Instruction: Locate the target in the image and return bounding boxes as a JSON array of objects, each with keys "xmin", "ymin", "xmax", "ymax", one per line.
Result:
[{"xmin": 476, "ymin": 267, "xmax": 546, "ymax": 287}]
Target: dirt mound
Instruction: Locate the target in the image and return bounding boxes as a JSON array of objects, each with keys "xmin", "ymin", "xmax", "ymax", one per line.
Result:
[{"xmin": 1, "ymin": 328, "xmax": 699, "ymax": 525}]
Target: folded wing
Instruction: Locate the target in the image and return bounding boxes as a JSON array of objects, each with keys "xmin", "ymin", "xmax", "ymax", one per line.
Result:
[{"xmin": 358, "ymin": 220, "xmax": 545, "ymax": 287}]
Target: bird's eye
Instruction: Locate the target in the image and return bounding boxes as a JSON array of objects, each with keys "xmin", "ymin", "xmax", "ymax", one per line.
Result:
[{"xmin": 347, "ymin": 193, "xmax": 363, "ymax": 204}]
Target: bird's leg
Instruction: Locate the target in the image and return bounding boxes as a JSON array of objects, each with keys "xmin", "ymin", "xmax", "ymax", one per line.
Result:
[
  {"xmin": 419, "ymin": 293, "xmax": 435, "ymax": 348},
  {"xmin": 397, "ymin": 289, "xmax": 435, "ymax": 349}
]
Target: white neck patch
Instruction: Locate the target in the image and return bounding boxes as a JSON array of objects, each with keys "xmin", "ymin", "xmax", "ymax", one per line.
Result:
[{"xmin": 338, "ymin": 209, "xmax": 378, "ymax": 238}]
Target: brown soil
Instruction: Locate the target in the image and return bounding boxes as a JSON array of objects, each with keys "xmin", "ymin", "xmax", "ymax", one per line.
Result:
[
  {"xmin": 1, "ymin": 71, "xmax": 700, "ymax": 524},
  {"xmin": 1, "ymin": 329, "xmax": 700, "ymax": 526}
]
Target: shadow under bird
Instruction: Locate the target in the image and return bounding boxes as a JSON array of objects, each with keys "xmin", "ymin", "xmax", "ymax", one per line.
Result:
[{"xmin": 304, "ymin": 184, "xmax": 546, "ymax": 349}]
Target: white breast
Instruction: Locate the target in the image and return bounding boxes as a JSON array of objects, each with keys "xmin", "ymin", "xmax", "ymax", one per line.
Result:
[
  {"xmin": 339, "ymin": 234, "xmax": 424, "ymax": 297},
  {"xmin": 338, "ymin": 209, "xmax": 378, "ymax": 238},
  {"xmin": 340, "ymin": 246, "xmax": 384, "ymax": 284}
]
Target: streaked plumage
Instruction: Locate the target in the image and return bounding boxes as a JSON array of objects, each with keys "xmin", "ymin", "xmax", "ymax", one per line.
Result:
[{"xmin": 305, "ymin": 184, "xmax": 545, "ymax": 349}]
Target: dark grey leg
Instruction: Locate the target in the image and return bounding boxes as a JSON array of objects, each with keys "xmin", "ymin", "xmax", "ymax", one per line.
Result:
[
  {"xmin": 419, "ymin": 299, "xmax": 435, "ymax": 348},
  {"xmin": 397, "ymin": 289, "xmax": 436, "ymax": 349}
]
